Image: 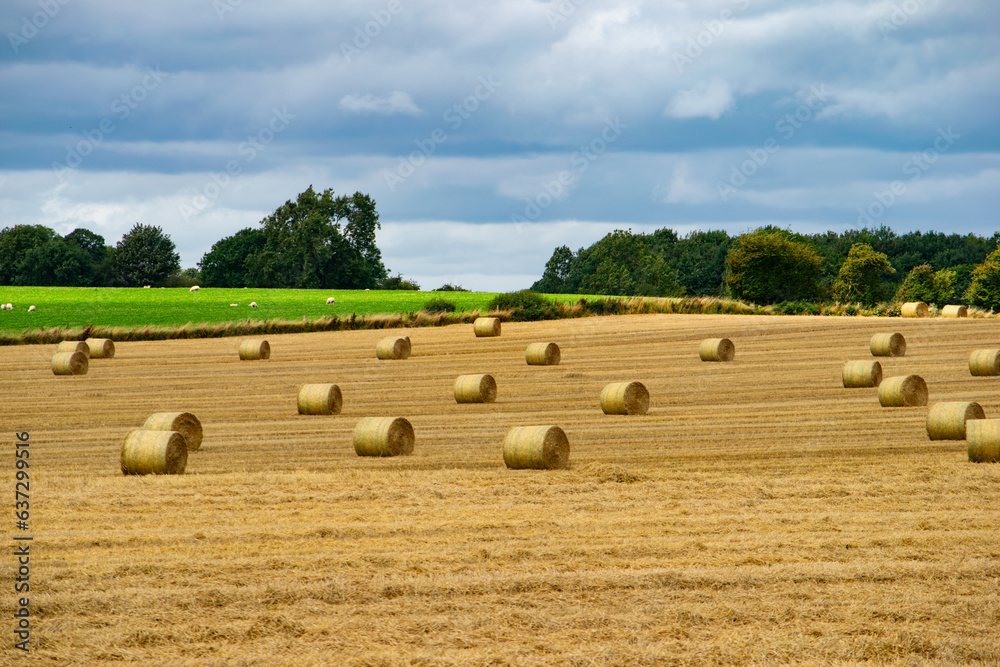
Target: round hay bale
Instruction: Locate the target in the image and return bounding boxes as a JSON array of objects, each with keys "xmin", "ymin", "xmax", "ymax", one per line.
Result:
[
  {"xmin": 699, "ymin": 338, "xmax": 734, "ymax": 362},
  {"xmin": 878, "ymin": 375, "xmax": 928, "ymax": 407},
  {"xmin": 870, "ymin": 332, "xmax": 906, "ymax": 357},
  {"xmin": 967, "ymin": 419, "xmax": 1000, "ymax": 463},
  {"xmin": 926, "ymin": 401, "xmax": 985, "ymax": 440},
  {"xmin": 239, "ymin": 339, "xmax": 270, "ymax": 360},
  {"xmin": 473, "ymin": 317, "xmax": 501, "ymax": 337},
  {"xmin": 525, "ymin": 342, "xmax": 560, "ymax": 366},
  {"xmin": 503, "ymin": 425, "xmax": 570, "ymax": 470},
  {"xmin": 842, "ymin": 360, "xmax": 883, "ymax": 388},
  {"xmin": 353, "ymin": 417, "xmax": 415, "ymax": 457},
  {"xmin": 969, "ymin": 349, "xmax": 1000, "ymax": 376},
  {"xmin": 56, "ymin": 340, "xmax": 89, "ymax": 356},
  {"xmin": 121, "ymin": 430, "xmax": 187, "ymax": 475},
  {"xmin": 85, "ymin": 338, "xmax": 115, "ymax": 358},
  {"xmin": 454, "ymin": 374, "xmax": 497, "ymax": 403},
  {"xmin": 51, "ymin": 351, "xmax": 88, "ymax": 376},
  {"xmin": 376, "ymin": 336, "xmax": 411, "ymax": 360},
  {"xmin": 143, "ymin": 412, "xmax": 203, "ymax": 451},
  {"xmin": 297, "ymin": 384, "xmax": 343, "ymax": 415},
  {"xmin": 600, "ymin": 381, "xmax": 649, "ymax": 415},
  {"xmin": 901, "ymin": 301, "xmax": 929, "ymax": 318},
  {"xmin": 941, "ymin": 304, "xmax": 967, "ymax": 318}
]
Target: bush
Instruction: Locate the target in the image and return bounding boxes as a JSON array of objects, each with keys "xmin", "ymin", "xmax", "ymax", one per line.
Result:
[
  {"xmin": 832, "ymin": 243, "xmax": 895, "ymax": 306},
  {"xmin": 775, "ymin": 300, "xmax": 820, "ymax": 316},
  {"xmin": 578, "ymin": 297, "xmax": 626, "ymax": 315},
  {"xmin": 487, "ymin": 290, "xmax": 557, "ymax": 321},
  {"xmin": 894, "ymin": 264, "xmax": 954, "ymax": 306},
  {"xmin": 725, "ymin": 229, "xmax": 823, "ymax": 304},
  {"xmin": 965, "ymin": 248, "xmax": 1000, "ymax": 310},
  {"xmin": 382, "ymin": 274, "xmax": 420, "ymax": 290},
  {"xmin": 434, "ymin": 283, "xmax": 468, "ymax": 292},
  {"xmin": 423, "ymin": 297, "xmax": 456, "ymax": 313}
]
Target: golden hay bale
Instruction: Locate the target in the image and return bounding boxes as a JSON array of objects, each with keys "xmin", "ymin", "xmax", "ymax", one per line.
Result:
[
  {"xmin": 525, "ymin": 342, "xmax": 560, "ymax": 366},
  {"xmin": 600, "ymin": 381, "xmax": 649, "ymax": 415},
  {"xmin": 56, "ymin": 340, "xmax": 89, "ymax": 356},
  {"xmin": 454, "ymin": 374, "xmax": 497, "ymax": 403},
  {"xmin": 926, "ymin": 401, "xmax": 985, "ymax": 440},
  {"xmin": 85, "ymin": 338, "xmax": 115, "ymax": 358},
  {"xmin": 969, "ymin": 349, "xmax": 1000, "ymax": 376},
  {"xmin": 297, "ymin": 384, "xmax": 343, "ymax": 415},
  {"xmin": 473, "ymin": 317, "xmax": 501, "ymax": 337},
  {"xmin": 870, "ymin": 332, "xmax": 906, "ymax": 357},
  {"xmin": 120, "ymin": 430, "xmax": 188, "ymax": 475},
  {"xmin": 842, "ymin": 360, "xmax": 883, "ymax": 388},
  {"xmin": 376, "ymin": 336, "xmax": 411, "ymax": 360},
  {"xmin": 699, "ymin": 338, "xmax": 734, "ymax": 362},
  {"xmin": 353, "ymin": 417, "xmax": 415, "ymax": 456},
  {"xmin": 901, "ymin": 301, "xmax": 929, "ymax": 318},
  {"xmin": 239, "ymin": 339, "xmax": 270, "ymax": 360},
  {"xmin": 941, "ymin": 305, "xmax": 967, "ymax": 318},
  {"xmin": 878, "ymin": 375, "xmax": 928, "ymax": 407},
  {"xmin": 966, "ymin": 420, "xmax": 1000, "ymax": 463},
  {"xmin": 143, "ymin": 412, "xmax": 203, "ymax": 451},
  {"xmin": 503, "ymin": 425, "xmax": 570, "ymax": 470},
  {"xmin": 51, "ymin": 351, "xmax": 88, "ymax": 376}
]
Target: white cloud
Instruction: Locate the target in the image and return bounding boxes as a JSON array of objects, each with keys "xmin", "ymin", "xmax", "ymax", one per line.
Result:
[
  {"xmin": 338, "ymin": 91, "xmax": 421, "ymax": 116},
  {"xmin": 665, "ymin": 78, "xmax": 735, "ymax": 120}
]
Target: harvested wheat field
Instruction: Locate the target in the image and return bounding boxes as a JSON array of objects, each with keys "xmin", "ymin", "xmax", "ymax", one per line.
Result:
[{"xmin": 2, "ymin": 314, "xmax": 1000, "ymax": 666}]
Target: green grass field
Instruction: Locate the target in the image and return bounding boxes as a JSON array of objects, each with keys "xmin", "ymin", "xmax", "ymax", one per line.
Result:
[{"xmin": 0, "ymin": 286, "xmax": 514, "ymax": 332}]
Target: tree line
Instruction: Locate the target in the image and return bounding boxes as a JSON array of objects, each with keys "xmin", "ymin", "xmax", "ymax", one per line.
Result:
[
  {"xmin": 532, "ymin": 226, "xmax": 1000, "ymax": 310},
  {"xmin": 0, "ymin": 187, "xmax": 389, "ymax": 290}
]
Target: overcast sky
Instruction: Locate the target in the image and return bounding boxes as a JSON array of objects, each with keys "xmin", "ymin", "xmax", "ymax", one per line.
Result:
[{"xmin": 2, "ymin": 0, "xmax": 998, "ymax": 291}]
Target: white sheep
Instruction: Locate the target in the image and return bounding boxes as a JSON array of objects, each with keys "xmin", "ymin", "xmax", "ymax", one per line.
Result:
[
  {"xmin": 27, "ymin": 305, "xmax": 35, "ymax": 312},
  {"xmin": 230, "ymin": 303, "xmax": 238, "ymax": 307},
  {"xmin": 326, "ymin": 296, "xmax": 336, "ymax": 304},
  {"xmin": 6, "ymin": 303, "xmax": 12, "ymax": 310},
  {"xmin": 143, "ymin": 285, "xmax": 151, "ymax": 288},
  {"xmin": 190, "ymin": 285, "xmax": 200, "ymax": 292},
  {"xmin": 249, "ymin": 301, "xmax": 258, "ymax": 308}
]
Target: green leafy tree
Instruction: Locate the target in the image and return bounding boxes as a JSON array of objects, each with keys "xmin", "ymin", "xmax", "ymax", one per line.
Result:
[
  {"xmin": 111, "ymin": 223, "xmax": 181, "ymax": 287},
  {"xmin": 671, "ymin": 230, "xmax": 733, "ymax": 296},
  {"xmin": 832, "ymin": 243, "xmax": 896, "ymax": 305},
  {"xmin": 725, "ymin": 229, "xmax": 823, "ymax": 304},
  {"xmin": 381, "ymin": 274, "xmax": 420, "ymax": 290},
  {"xmin": 17, "ymin": 237, "xmax": 92, "ymax": 286},
  {"xmin": 0, "ymin": 224, "xmax": 57, "ymax": 284},
  {"xmin": 894, "ymin": 264, "xmax": 955, "ymax": 306},
  {"xmin": 965, "ymin": 248, "xmax": 1000, "ymax": 310},
  {"xmin": 246, "ymin": 186, "xmax": 387, "ymax": 289},
  {"xmin": 532, "ymin": 245, "xmax": 575, "ymax": 293},
  {"xmin": 578, "ymin": 229, "xmax": 684, "ymax": 297},
  {"xmin": 64, "ymin": 228, "xmax": 111, "ymax": 285},
  {"xmin": 198, "ymin": 228, "xmax": 266, "ymax": 287}
]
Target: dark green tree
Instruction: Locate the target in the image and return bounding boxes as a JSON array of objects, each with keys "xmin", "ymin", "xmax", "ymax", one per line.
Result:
[
  {"xmin": 894, "ymin": 264, "xmax": 954, "ymax": 306},
  {"xmin": 0, "ymin": 224, "xmax": 57, "ymax": 284},
  {"xmin": 832, "ymin": 243, "xmax": 895, "ymax": 305},
  {"xmin": 111, "ymin": 223, "xmax": 181, "ymax": 287},
  {"xmin": 671, "ymin": 230, "xmax": 733, "ymax": 296},
  {"xmin": 532, "ymin": 245, "xmax": 575, "ymax": 293},
  {"xmin": 16, "ymin": 237, "xmax": 92, "ymax": 286},
  {"xmin": 725, "ymin": 229, "xmax": 823, "ymax": 304},
  {"xmin": 198, "ymin": 228, "xmax": 266, "ymax": 287},
  {"xmin": 577, "ymin": 229, "xmax": 684, "ymax": 297},
  {"xmin": 246, "ymin": 186, "xmax": 387, "ymax": 289},
  {"xmin": 64, "ymin": 228, "xmax": 111, "ymax": 286}
]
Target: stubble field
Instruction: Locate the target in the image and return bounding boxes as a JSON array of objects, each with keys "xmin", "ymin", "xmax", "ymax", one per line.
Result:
[{"xmin": 2, "ymin": 313, "xmax": 999, "ymax": 666}]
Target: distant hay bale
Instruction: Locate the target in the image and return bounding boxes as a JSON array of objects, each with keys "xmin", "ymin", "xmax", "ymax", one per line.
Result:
[
  {"xmin": 56, "ymin": 340, "xmax": 90, "ymax": 356},
  {"xmin": 926, "ymin": 401, "xmax": 985, "ymax": 440},
  {"xmin": 85, "ymin": 338, "xmax": 115, "ymax": 359},
  {"xmin": 120, "ymin": 430, "xmax": 187, "ymax": 475},
  {"xmin": 473, "ymin": 317, "xmax": 501, "ymax": 337},
  {"xmin": 878, "ymin": 374, "xmax": 928, "ymax": 407},
  {"xmin": 353, "ymin": 417, "xmax": 415, "ymax": 457},
  {"xmin": 901, "ymin": 301, "xmax": 929, "ymax": 318},
  {"xmin": 941, "ymin": 305, "xmax": 967, "ymax": 318},
  {"xmin": 966, "ymin": 420, "xmax": 1000, "ymax": 463},
  {"xmin": 142, "ymin": 412, "xmax": 203, "ymax": 451},
  {"xmin": 503, "ymin": 425, "xmax": 570, "ymax": 470},
  {"xmin": 699, "ymin": 338, "xmax": 734, "ymax": 362},
  {"xmin": 297, "ymin": 384, "xmax": 343, "ymax": 415},
  {"xmin": 239, "ymin": 339, "xmax": 270, "ymax": 360},
  {"xmin": 969, "ymin": 349, "xmax": 1000, "ymax": 376},
  {"xmin": 376, "ymin": 336, "xmax": 411, "ymax": 360},
  {"xmin": 51, "ymin": 351, "xmax": 88, "ymax": 376},
  {"xmin": 870, "ymin": 332, "xmax": 906, "ymax": 357},
  {"xmin": 454, "ymin": 374, "xmax": 497, "ymax": 403},
  {"xmin": 600, "ymin": 381, "xmax": 649, "ymax": 415},
  {"xmin": 525, "ymin": 342, "xmax": 560, "ymax": 365},
  {"xmin": 842, "ymin": 360, "xmax": 882, "ymax": 388}
]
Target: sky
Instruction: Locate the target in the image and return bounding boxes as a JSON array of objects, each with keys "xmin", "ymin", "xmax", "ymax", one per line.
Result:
[{"xmin": 1, "ymin": 0, "xmax": 998, "ymax": 291}]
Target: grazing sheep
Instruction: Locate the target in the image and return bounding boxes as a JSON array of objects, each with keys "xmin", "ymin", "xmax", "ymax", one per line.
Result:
[
  {"xmin": 143, "ymin": 285, "xmax": 151, "ymax": 288},
  {"xmin": 6, "ymin": 303, "xmax": 12, "ymax": 310},
  {"xmin": 28, "ymin": 305, "xmax": 35, "ymax": 312},
  {"xmin": 230, "ymin": 303, "xmax": 238, "ymax": 307},
  {"xmin": 190, "ymin": 285, "xmax": 200, "ymax": 292},
  {"xmin": 249, "ymin": 301, "xmax": 258, "ymax": 308},
  {"xmin": 326, "ymin": 296, "xmax": 336, "ymax": 304}
]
